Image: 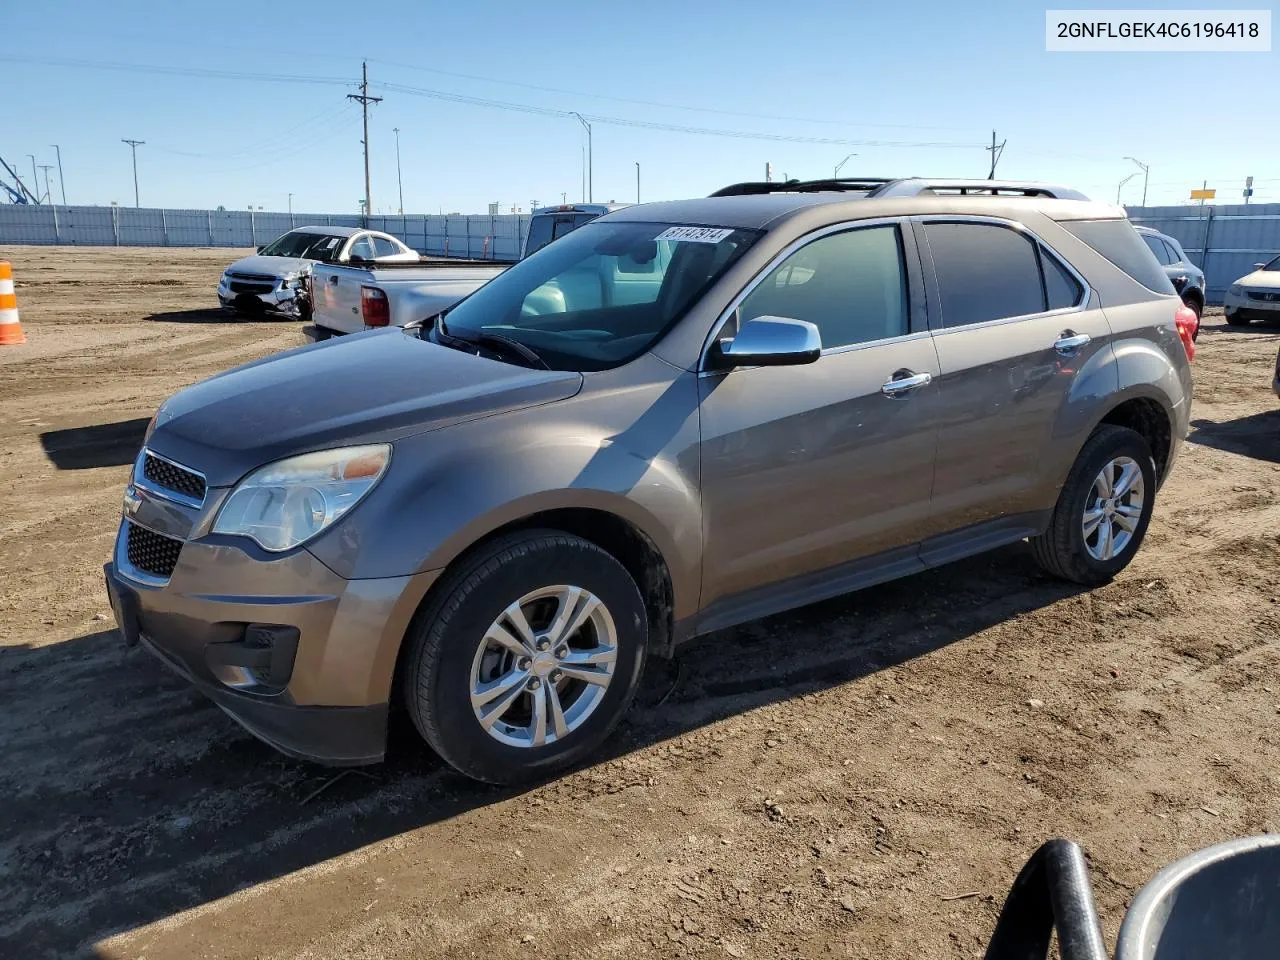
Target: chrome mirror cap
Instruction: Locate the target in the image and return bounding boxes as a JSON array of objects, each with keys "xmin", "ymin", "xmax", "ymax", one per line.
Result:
[{"xmin": 714, "ymin": 316, "xmax": 822, "ymax": 369}]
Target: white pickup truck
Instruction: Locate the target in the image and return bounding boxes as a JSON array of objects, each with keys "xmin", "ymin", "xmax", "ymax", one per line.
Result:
[{"xmin": 307, "ymin": 203, "xmax": 625, "ymax": 340}]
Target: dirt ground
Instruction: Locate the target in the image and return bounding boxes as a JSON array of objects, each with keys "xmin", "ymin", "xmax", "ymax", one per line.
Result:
[{"xmin": 1, "ymin": 244, "xmax": 1278, "ymax": 960}]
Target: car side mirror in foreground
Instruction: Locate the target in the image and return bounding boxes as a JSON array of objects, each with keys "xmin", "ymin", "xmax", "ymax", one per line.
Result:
[
  {"xmin": 709, "ymin": 316, "xmax": 821, "ymax": 369},
  {"xmin": 256, "ymin": 245, "xmax": 266, "ymax": 254},
  {"xmin": 1255, "ymin": 262, "xmax": 1267, "ymax": 270}
]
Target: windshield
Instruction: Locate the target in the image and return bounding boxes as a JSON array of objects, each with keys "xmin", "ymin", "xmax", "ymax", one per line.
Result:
[
  {"xmin": 259, "ymin": 231, "xmax": 346, "ymax": 261},
  {"xmin": 440, "ymin": 220, "xmax": 760, "ymax": 371}
]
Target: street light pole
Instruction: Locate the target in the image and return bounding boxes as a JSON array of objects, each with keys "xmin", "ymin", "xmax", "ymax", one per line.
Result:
[
  {"xmin": 26, "ymin": 155, "xmax": 39, "ymax": 203},
  {"xmin": 571, "ymin": 112, "xmax": 592, "ymax": 202},
  {"xmin": 635, "ymin": 161, "xmax": 640, "ymax": 203},
  {"xmin": 1116, "ymin": 172, "xmax": 1139, "ymax": 205},
  {"xmin": 393, "ymin": 126, "xmax": 404, "ymax": 214},
  {"xmin": 1124, "ymin": 156, "xmax": 1150, "ymax": 207},
  {"xmin": 288, "ymin": 193, "xmax": 293, "ymax": 215},
  {"xmin": 122, "ymin": 139, "xmax": 145, "ymax": 207},
  {"xmin": 50, "ymin": 144, "xmax": 66, "ymax": 205},
  {"xmin": 834, "ymin": 153, "xmax": 857, "ymax": 178}
]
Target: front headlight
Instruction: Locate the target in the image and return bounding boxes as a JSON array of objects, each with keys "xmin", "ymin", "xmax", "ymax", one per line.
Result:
[
  {"xmin": 1229, "ymin": 284, "xmax": 1243, "ymax": 297},
  {"xmin": 212, "ymin": 444, "xmax": 391, "ymax": 552}
]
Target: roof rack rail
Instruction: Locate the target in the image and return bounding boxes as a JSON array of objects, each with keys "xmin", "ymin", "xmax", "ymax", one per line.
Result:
[
  {"xmin": 867, "ymin": 179, "xmax": 1090, "ymax": 200},
  {"xmin": 708, "ymin": 177, "xmax": 893, "ymax": 197}
]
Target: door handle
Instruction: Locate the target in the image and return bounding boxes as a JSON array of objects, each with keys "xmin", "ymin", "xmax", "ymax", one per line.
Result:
[
  {"xmin": 881, "ymin": 370, "xmax": 932, "ymax": 397},
  {"xmin": 329, "ymin": 275, "xmax": 340, "ymax": 284},
  {"xmin": 1054, "ymin": 331, "xmax": 1091, "ymax": 354}
]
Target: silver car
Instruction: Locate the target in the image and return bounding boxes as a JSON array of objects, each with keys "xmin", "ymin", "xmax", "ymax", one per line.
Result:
[{"xmin": 107, "ymin": 177, "xmax": 1195, "ymax": 783}]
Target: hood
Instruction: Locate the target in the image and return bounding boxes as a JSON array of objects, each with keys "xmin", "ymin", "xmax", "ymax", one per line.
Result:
[
  {"xmin": 1237, "ymin": 269, "xmax": 1280, "ymax": 289},
  {"xmin": 147, "ymin": 329, "xmax": 583, "ymax": 486},
  {"xmin": 224, "ymin": 255, "xmax": 316, "ymax": 279}
]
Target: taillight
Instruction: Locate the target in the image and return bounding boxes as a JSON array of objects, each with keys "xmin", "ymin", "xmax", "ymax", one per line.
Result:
[
  {"xmin": 1174, "ymin": 304, "xmax": 1198, "ymax": 361},
  {"xmin": 361, "ymin": 286, "xmax": 390, "ymax": 327}
]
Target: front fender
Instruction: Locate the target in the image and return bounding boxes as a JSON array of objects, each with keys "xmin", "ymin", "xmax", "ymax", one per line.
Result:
[{"xmin": 306, "ymin": 358, "xmax": 704, "ymax": 621}]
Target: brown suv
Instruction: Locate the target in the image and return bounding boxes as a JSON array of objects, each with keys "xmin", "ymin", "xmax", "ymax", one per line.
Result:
[{"xmin": 105, "ymin": 177, "xmax": 1195, "ymax": 783}]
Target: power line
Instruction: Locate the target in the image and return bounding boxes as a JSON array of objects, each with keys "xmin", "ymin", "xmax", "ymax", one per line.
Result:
[
  {"xmin": 366, "ymin": 56, "xmax": 976, "ymax": 133},
  {"xmin": 375, "ymin": 80, "xmax": 983, "ymax": 148},
  {"xmin": 1, "ymin": 53, "xmax": 983, "ymax": 150}
]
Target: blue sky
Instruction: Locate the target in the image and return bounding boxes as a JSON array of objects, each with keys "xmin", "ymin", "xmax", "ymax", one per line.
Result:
[{"xmin": 5, "ymin": 0, "xmax": 1276, "ymax": 214}]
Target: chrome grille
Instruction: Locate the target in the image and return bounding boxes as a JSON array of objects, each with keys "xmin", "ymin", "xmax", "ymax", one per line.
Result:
[
  {"xmin": 125, "ymin": 522, "xmax": 183, "ymax": 579},
  {"xmin": 142, "ymin": 452, "xmax": 206, "ymax": 503},
  {"xmin": 1246, "ymin": 290, "xmax": 1280, "ymax": 302}
]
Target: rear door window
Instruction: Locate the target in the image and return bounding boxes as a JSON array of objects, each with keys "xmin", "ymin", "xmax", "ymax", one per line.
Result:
[
  {"xmin": 372, "ymin": 236, "xmax": 401, "ymax": 258},
  {"xmin": 1060, "ymin": 219, "xmax": 1176, "ymax": 294},
  {"xmin": 1142, "ymin": 233, "xmax": 1173, "ymax": 265},
  {"xmin": 924, "ymin": 222, "xmax": 1047, "ymax": 327}
]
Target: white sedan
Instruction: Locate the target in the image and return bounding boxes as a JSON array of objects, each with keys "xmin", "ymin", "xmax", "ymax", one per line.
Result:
[
  {"xmin": 1224, "ymin": 254, "xmax": 1280, "ymax": 327},
  {"xmin": 217, "ymin": 226, "xmax": 419, "ymax": 320}
]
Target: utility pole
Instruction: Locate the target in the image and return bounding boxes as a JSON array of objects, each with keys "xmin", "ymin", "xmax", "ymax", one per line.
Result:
[
  {"xmin": 50, "ymin": 144, "xmax": 66, "ymax": 205},
  {"xmin": 986, "ymin": 131, "xmax": 1006, "ymax": 179},
  {"xmin": 571, "ymin": 112, "xmax": 592, "ymax": 202},
  {"xmin": 392, "ymin": 126, "xmax": 404, "ymax": 214},
  {"xmin": 288, "ymin": 193, "xmax": 293, "ymax": 214},
  {"xmin": 121, "ymin": 140, "xmax": 145, "ymax": 207},
  {"xmin": 561, "ymin": 192, "xmax": 567, "ymax": 205},
  {"xmin": 635, "ymin": 161, "xmax": 640, "ymax": 203},
  {"xmin": 37, "ymin": 164, "xmax": 55, "ymax": 205},
  {"xmin": 347, "ymin": 61, "xmax": 382, "ymax": 223},
  {"xmin": 26, "ymin": 155, "xmax": 39, "ymax": 203},
  {"xmin": 1124, "ymin": 156, "xmax": 1149, "ymax": 207}
]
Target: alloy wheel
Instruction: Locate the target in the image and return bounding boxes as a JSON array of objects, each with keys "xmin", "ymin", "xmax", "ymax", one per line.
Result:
[
  {"xmin": 469, "ymin": 585, "xmax": 618, "ymax": 748},
  {"xmin": 1082, "ymin": 456, "xmax": 1145, "ymax": 561}
]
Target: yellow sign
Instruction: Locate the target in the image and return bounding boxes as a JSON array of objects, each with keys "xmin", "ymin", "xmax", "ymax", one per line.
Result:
[{"xmin": 1191, "ymin": 188, "xmax": 1216, "ymax": 200}]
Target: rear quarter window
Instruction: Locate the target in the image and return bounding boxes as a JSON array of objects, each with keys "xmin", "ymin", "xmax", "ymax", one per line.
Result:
[{"xmin": 1061, "ymin": 220, "xmax": 1176, "ymax": 294}]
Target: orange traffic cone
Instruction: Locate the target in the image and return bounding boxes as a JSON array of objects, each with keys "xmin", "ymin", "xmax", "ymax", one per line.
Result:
[{"xmin": 0, "ymin": 261, "xmax": 25, "ymax": 345}]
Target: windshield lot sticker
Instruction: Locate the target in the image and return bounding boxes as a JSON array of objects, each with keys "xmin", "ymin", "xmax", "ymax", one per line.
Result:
[{"xmin": 656, "ymin": 226, "xmax": 734, "ymax": 244}]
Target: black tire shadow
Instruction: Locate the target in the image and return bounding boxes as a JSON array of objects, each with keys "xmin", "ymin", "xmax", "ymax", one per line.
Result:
[
  {"xmin": 38, "ymin": 418, "xmax": 150, "ymax": 470},
  {"xmin": 146, "ymin": 309, "xmax": 294, "ymax": 325},
  {"xmin": 1189, "ymin": 410, "xmax": 1280, "ymax": 465},
  {"xmin": 0, "ymin": 545, "xmax": 1087, "ymax": 958}
]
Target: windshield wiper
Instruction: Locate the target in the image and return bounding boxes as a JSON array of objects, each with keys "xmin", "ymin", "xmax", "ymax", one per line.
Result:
[{"xmin": 434, "ymin": 319, "xmax": 549, "ymax": 370}]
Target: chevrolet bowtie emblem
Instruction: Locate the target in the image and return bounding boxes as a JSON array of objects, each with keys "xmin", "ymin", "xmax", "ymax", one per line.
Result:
[{"xmin": 123, "ymin": 484, "xmax": 142, "ymax": 516}]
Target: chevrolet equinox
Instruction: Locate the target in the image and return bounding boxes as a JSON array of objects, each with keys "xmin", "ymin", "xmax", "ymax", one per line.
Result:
[{"xmin": 105, "ymin": 177, "xmax": 1196, "ymax": 783}]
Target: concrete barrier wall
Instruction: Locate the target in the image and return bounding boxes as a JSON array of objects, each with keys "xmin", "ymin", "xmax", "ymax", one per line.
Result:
[{"xmin": 0, "ymin": 205, "xmax": 532, "ymax": 261}]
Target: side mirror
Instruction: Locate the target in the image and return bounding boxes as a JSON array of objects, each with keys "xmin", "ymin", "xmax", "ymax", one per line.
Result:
[
  {"xmin": 256, "ymin": 245, "xmax": 266, "ymax": 254},
  {"xmin": 1254, "ymin": 262, "xmax": 1267, "ymax": 270},
  {"xmin": 710, "ymin": 316, "xmax": 821, "ymax": 369}
]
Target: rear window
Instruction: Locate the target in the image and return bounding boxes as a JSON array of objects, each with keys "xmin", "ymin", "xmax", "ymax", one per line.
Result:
[{"xmin": 1061, "ymin": 220, "xmax": 1176, "ymax": 294}]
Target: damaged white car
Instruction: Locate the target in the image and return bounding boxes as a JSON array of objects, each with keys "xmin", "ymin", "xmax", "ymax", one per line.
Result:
[{"xmin": 217, "ymin": 226, "xmax": 419, "ymax": 321}]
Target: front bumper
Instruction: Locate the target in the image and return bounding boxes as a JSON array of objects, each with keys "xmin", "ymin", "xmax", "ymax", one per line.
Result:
[
  {"xmin": 217, "ymin": 277, "xmax": 307, "ymax": 318},
  {"xmin": 1224, "ymin": 290, "xmax": 1280, "ymax": 322},
  {"xmin": 105, "ymin": 495, "xmax": 438, "ymax": 765}
]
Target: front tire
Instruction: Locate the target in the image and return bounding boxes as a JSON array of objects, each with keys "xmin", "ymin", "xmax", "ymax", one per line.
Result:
[
  {"xmin": 1031, "ymin": 425, "xmax": 1157, "ymax": 585},
  {"xmin": 1225, "ymin": 312, "xmax": 1251, "ymax": 327},
  {"xmin": 402, "ymin": 531, "xmax": 648, "ymax": 784}
]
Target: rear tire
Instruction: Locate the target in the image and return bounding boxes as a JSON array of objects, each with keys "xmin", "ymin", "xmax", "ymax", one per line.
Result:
[
  {"xmin": 402, "ymin": 530, "xmax": 648, "ymax": 785},
  {"xmin": 1031, "ymin": 425, "xmax": 1157, "ymax": 585}
]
